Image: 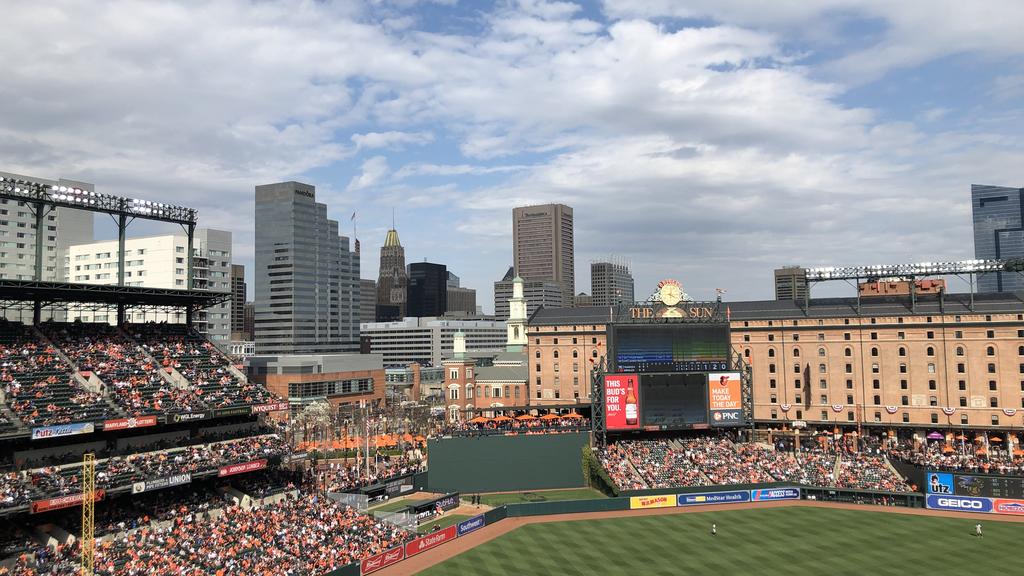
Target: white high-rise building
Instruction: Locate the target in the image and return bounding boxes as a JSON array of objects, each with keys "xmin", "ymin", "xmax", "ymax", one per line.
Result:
[{"xmin": 65, "ymin": 229, "xmax": 233, "ymax": 342}]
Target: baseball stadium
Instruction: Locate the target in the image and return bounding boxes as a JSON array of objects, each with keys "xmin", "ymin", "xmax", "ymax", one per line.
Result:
[{"xmin": 2, "ymin": 175, "xmax": 1024, "ymax": 576}]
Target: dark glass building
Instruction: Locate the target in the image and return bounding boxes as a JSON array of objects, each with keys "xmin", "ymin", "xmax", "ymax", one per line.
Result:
[
  {"xmin": 407, "ymin": 262, "xmax": 447, "ymax": 317},
  {"xmin": 972, "ymin": 184, "xmax": 1024, "ymax": 292}
]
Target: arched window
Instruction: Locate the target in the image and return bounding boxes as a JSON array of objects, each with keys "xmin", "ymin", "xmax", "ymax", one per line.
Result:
[
  {"xmin": 466, "ymin": 384, "xmax": 473, "ymax": 398},
  {"xmin": 793, "ymin": 348, "xmax": 801, "ymax": 357},
  {"xmin": 870, "ymin": 347, "xmax": 879, "ymax": 357},
  {"xmin": 572, "ymin": 349, "xmax": 579, "ymax": 358},
  {"xmin": 818, "ymin": 347, "xmax": 826, "ymax": 357},
  {"xmin": 844, "ymin": 348, "xmax": 853, "ymax": 357},
  {"xmin": 744, "ymin": 349, "xmax": 751, "ymax": 358},
  {"xmin": 990, "ymin": 397, "xmax": 999, "ymax": 408},
  {"xmin": 592, "ymin": 350, "xmax": 598, "ymax": 358},
  {"xmin": 553, "ymin": 350, "xmax": 559, "ymax": 359},
  {"xmin": 898, "ymin": 347, "xmax": 907, "ymax": 357},
  {"xmin": 987, "ymin": 346, "xmax": 996, "ymax": 356},
  {"xmin": 956, "ymin": 347, "xmax": 964, "ymax": 356},
  {"xmin": 926, "ymin": 346, "xmax": 935, "ymax": 356},
  {"xmin": 535, "ymin": 350, "xmax": 541, "ymax": 358},
  {"xmin": 768, "ymin": 348, "xmax": 776, "ymax": 358}
]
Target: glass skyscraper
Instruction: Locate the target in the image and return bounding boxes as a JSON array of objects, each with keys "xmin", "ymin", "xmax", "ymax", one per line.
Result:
[
  {"xmin": 972, "ymin": 184, "xmax": 1024, "ymax": 293},
  {"xmin": 254, "ymin": 181, "xmax": 360, "ymax": 354}
]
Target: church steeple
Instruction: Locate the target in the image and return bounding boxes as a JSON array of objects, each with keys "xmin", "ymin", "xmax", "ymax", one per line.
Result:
[{"xmin": 506, "ymin": 276, "xmax": 528, "ymax": 351}]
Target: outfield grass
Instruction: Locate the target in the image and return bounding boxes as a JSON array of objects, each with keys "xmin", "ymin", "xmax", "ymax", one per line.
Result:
[
  {"xmin": 419, "ymin": 506, "xmax": 1020, "ymax": 576},
  {"xmin": 369, "ymin": 498, "xmax": 419, "ymax": 513},
  {"xmin": 476, "ymin": 488, "xmax": 607, "ymax": 507},
  {"xmin": 418, "ymin": 514, "xmax": 472, "ymax": 534}
]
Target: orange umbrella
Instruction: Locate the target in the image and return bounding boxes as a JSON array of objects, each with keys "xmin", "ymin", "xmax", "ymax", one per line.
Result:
[
  {"xmin": 1014, "ymin": 448, "xmax": 1024, "ymax": 456},
  {"xmin": 942, "ymin": 445, "xmax": 955, "ymax": 454},
  {"xmin": 468, "ymin": 416, "xmax": 490, "ymax": 424},
  {"xmin": 561, "ymin": 412, "xmax": 583, "ymax": 419},
  {"xmin": 540, "ymin": 413, "xmax": 560, "ymax": 420},
  {"xmin": 415, "ymin": 435, "xmax": 425, "ymax": 443},
  {"xmin": 493, "ymin": 415, "xmax": 513, "ymax": 422},
  {"xmin": 990, "ymin": 437, "xmax": 1003, "ymax": 443},
  {"xmin": 402, "ymin": 433, "xmax": 414, "ymax": 443},
  {"xmin": 515, "ymin": 414, "xmax": 537, "ymax": 421}
]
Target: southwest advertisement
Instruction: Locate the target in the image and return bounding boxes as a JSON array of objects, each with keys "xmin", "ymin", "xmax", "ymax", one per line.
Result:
[
  {"xmin": 605, "ymin": 374, "xmax": 641, "ymax": 431},
  {"xmin": 707, "ymin": 372, "xmax": 743, "ymax": 427}
]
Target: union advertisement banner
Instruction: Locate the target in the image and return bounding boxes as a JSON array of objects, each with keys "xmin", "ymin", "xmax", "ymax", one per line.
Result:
[
  {"xmin": 708, "ymin": 372, "xmax": 743, "ymax": 426},
  {"xmin": 405, "ymin": 525, "xmax": 457, "ymax": 558},
  {"xmin": 31, "ymin": 490, "xmax": 106, "ymax": 514},
  {"xmin": 605, "ymin": 374, "xmax": 641, "ymax": 431},
  {"xmin": 361, "ymin": 546, "xmax": 405, "ymax": 574},
  {"xmin": 131, "ymin": 473, "xmax": 192, "ymax": 494},
  {"xmin": 629, "ymin": 495, "xmax": 675, "ymax": 509},
  {"xmin": 218, "ymin": 459, "xmax": 268, "ymax": 477},
  {"xmin": 103, "ymin": 415, "xmax": 158, "ymax": 431}
]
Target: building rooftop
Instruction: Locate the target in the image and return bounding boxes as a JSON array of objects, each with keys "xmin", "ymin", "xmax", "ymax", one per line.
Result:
[
  {"xmin": 528, "ymin": 292, "xmax": 1024, "ymax": 325},
  {"xmin": 475, "ymin": 364, "xmax": 527, "ymax": 382}
]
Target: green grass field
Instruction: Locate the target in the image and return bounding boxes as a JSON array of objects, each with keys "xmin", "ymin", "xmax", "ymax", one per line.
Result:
[
  {"xmin": 418, "ymin": 514, "xmax": 472, "ymax": 534},
  {"xmin": 419, "ymin": 506, "xmax": 1020, "ymax": 576},
  {"xmin": 476, "ymin": 488, "xmax": 607, "ymax": 507},
  {"xmin": 369, "ymin": 498, "xmax": 422, "ymax": 513}
]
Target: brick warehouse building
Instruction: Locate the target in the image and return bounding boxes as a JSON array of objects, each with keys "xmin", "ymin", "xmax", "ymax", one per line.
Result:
[{"xmin": 527, "ymin": 290, "xmax": 1024, "ymax": 430}]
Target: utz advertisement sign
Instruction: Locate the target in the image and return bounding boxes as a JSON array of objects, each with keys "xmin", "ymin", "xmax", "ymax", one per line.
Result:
[
  {"xmin": 926, "ymin": 472, "xmax": 954, "ymax": 494},
  {"xmin": 751, "ymin": 488, "xmax": 800, "ymax": 501},
  {"xmin": 31, "ymin": 422, "xmax": 95, "ymax": 440},
  {"xmin": 708, "ymin": 372, "xmax": 743, "ymax": 426},
  {"xmin": 361, "ymin": 546, "xmax": 405, "ymax": 574},
  {"xmin": 926, "ymin": 494, "xmax": 992, "ymax": 513},
  {"xmin": 630, "ymin": 495, "xmax": 676, "ymax": 510},
  {"xmin": 605, "ymin": 374, "xmax": 641, "ymax": 431},
  {"xmin": 405, "ymin": 525, "xmax": 457, "ymax": 558},
  {"xmin": 678, "ymin": 490, "xmax": 750, "ymax": 507}
]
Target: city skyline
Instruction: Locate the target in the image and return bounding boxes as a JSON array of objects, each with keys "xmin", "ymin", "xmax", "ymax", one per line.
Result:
[{"xmin": 2, "ymin": 2, "xmax": 1022, "ymax": 310}]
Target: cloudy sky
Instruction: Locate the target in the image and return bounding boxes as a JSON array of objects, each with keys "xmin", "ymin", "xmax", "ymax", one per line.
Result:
[{"xmin": 3, "ymin": 0, "xmax": 1023, "ymax": 310}]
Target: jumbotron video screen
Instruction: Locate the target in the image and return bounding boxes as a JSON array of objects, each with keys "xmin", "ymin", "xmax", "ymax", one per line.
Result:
[{"xmin": 613, "ymin": 324, "xmax": 729, "ymax": 373}]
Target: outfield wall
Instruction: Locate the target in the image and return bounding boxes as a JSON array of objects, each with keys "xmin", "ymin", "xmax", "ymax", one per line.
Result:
[{"xmin": 427, "ymin": 432, "xmax": 588, "ymax": 493}]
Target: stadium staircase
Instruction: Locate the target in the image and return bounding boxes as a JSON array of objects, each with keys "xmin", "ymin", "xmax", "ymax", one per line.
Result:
[
  {"xmin": 35, "ymin": 326, "xmax": 129, "ymax": 420},
  {"xmin": 118, "ymin": 327, "xmax": 191, "ymax": 393},
  {"xmin": 668, "ymin": 439, "xmax": 713, "ymax": 485},
  {"xmin": 832, "ymin": 454, "xmax": 842, "ymax": 479}
]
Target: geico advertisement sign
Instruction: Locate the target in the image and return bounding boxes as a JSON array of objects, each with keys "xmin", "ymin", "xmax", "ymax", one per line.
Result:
[
  {"xmin": 629, "ymin": 495, "xmax": 675, "ymax": 510},
  {"xmin": 926, "ymin": 494, "xmax": 992, "ymax": 513}
]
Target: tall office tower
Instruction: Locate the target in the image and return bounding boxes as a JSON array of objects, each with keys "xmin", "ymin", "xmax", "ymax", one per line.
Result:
[
  {"xmin": 973, "ymin": 184, "xmax": 1024, "ymax": 292},
  {"xmin": 243, "ymin": 302, "xmax": 255, "ymax": 338},
  {"xmin": 0, "ymin": 171, "xmax": 94, "ymax": 283},
  {"xmin": 591, "ymin": 259, "xmax": 634, "ymax": 306},
  {"xmin": 445, "ymin": 271, "xmax": 476, "ymax": 315},
  {"xmin": 407, "ymin": 262, "xmax": 447, "ymax": 317},
  {"xmin": 359, "ymin": 279, "xmax": 377, "ymax": 324},
  {"xmin": 494, "ymin": 266, "xmax": 563, "ymax": 319},
  {"xmin": 774, "ymin": 266, "xmax": 809, "ymax": 301},
  {"xmin": 376, "ymin": 228, "xmax": 407, "ymax": 321},
  {"xmin": 254, "ymin": 181, "xmax": 360, "ymax": 354},
  {"xmin": 67, "ymin": 229, "xmax": 234, "ymax": 342},
  {"xmin": 230, "ymin": 264, "xmax": 247, "ymax": 338},
  {"xmin": 512, "ymin": 203, "xmax": 574, "ymax": 305}
]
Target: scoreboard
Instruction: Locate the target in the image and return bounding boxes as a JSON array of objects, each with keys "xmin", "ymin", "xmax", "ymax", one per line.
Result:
[{"xmin": 927, "ymin": 471, "xmax": 1024, "ymax": 499}]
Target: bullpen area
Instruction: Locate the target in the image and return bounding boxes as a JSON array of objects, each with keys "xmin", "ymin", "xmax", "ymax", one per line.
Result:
[{"xmin": 414, "ymin": 504, "xmax": 1019, "ymax": 576}]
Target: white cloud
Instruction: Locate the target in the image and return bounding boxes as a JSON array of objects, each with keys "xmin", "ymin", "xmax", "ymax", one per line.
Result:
[
  {"xmin": 346, "ymin": 156, "xmax": 391, "ymax": 191},
  {"xmin": 352, "ymin": 131, "xmax": 434, "ymax": 150}
]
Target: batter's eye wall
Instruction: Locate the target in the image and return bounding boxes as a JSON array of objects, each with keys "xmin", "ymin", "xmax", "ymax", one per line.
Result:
[{"xmin": 427, "ymin": 432, "xmax": 588, "ymax": 493}]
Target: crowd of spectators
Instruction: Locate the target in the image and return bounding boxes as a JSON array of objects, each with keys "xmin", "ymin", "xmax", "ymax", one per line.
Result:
[
  {"xmin": 130, "ymin": 323, "xmax": 275, "ymax": 410},
  {"xmin": 836, "ymin": 453, "xmax": 910, "ymax": 492},
  {"xmin": 888, "ymin": 440, "xmax": 1024, "ymax": 475},
  {"xmin": 2, "ymin": 321, "xmax": 110, "ymax": 427},
  {"xmin": 1, "ymin": 435, "xmax": 290, "ymax": 512},
  {"xmin": 600, "ymin": 435, "xmax": 909, "ymax": 492},
  {"xmin": 320, "ymin": 456, "xmax": 426, "ymax": 493},
  {"xmin": 439, "ymin": 415, "xmax": 589, "ymax": 436},
  {"xmin": 4, "ymin": 494, "xmax": 414, "ymax": 576}
]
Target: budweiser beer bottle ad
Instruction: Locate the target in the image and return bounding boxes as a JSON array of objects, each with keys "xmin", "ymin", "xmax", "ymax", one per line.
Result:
[{"xmin": 605, "ymin": 374, "xmax": 641, "ymax": 430}]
